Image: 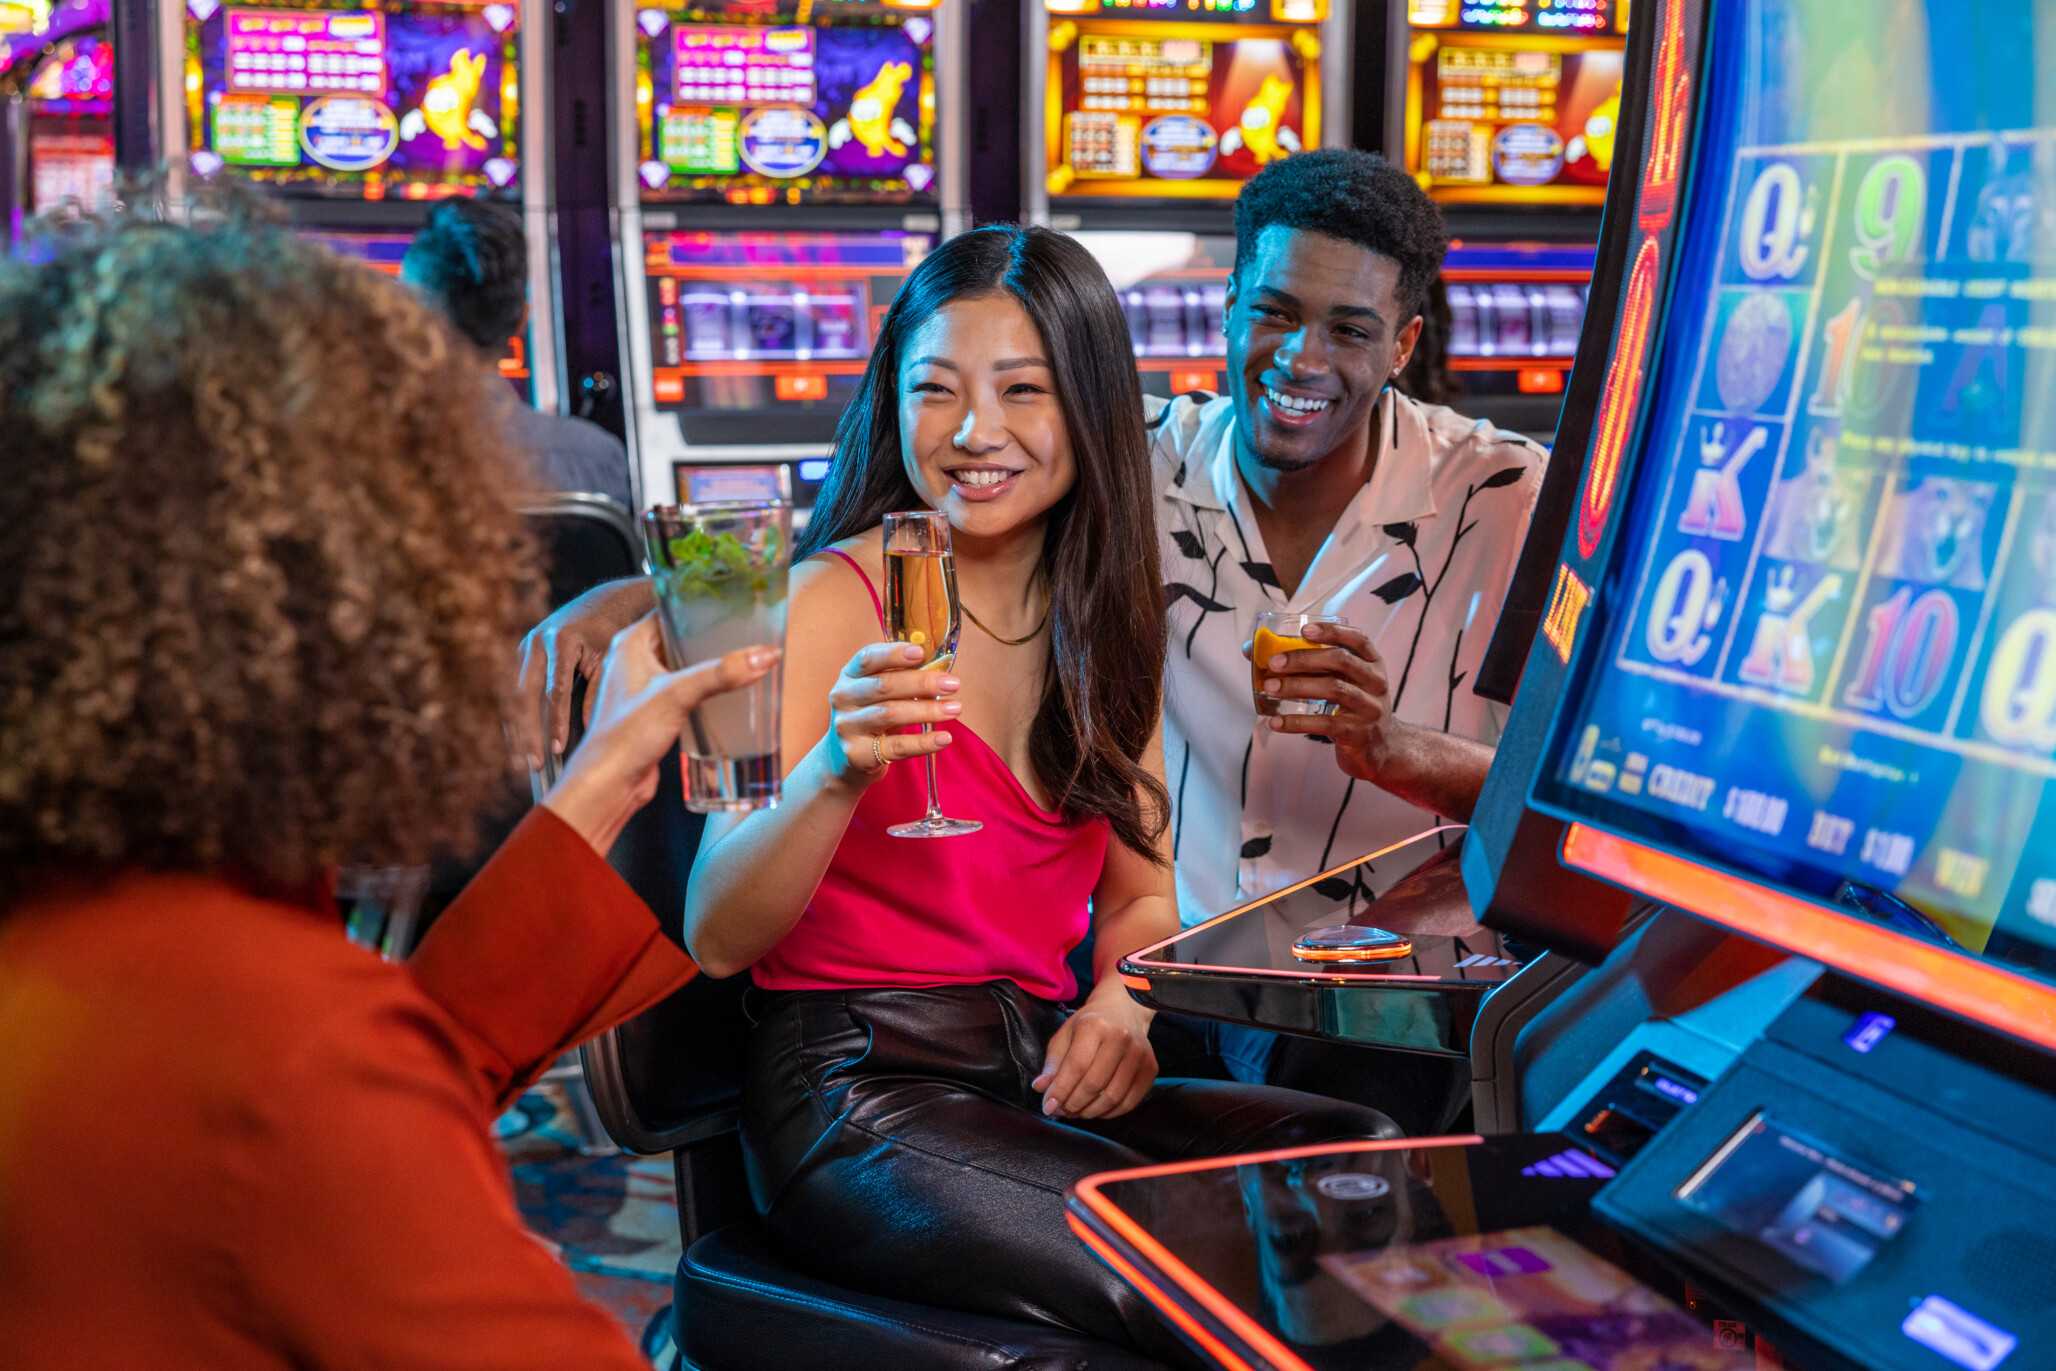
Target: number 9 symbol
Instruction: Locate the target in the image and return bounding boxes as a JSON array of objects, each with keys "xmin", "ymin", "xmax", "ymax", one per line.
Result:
[{"xmin": 1850, "ymin": 156, "xmax": 1927, "ymax": 281}]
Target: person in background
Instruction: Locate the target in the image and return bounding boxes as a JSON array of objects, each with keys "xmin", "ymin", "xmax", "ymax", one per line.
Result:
[
  {"xmin": 1141, "ymin": 149, "xmax": 1545, "ymax": 1133},
  {"xmin": 403, "ymin": 197, "xmax": 634, "ymax": 508},
  {"xmin": 0, "ymin": 200, "xmax": 770, "ymax": 1368}
]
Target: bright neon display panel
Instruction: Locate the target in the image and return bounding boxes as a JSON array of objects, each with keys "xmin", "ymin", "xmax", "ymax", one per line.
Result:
[
  {"xmin": 1400, "ymin": 19, "xmax": 1625, "ymax": 208},
  {"xmin": 183, "ymin": 0, "xmax": 522, "ymax": 198},
  {"xmin": 1043, "ymin": 2, "xmax": 1326, "ymax": 203},
  {"xmin": 1540, "ymin": 0, "xmax": 2056, "ymax": 988},
  {"xmin": 641, "ymin": 229, "xmax": 930, "ymax": 444},
  {"xmin": 633, "ymin": 3, "xmax": 937, "ymax": 206}
]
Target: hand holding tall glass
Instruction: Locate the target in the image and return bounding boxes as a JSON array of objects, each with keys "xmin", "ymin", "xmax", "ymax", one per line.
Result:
[
  {"xmin": 643, "ymin": 500, "xmax": 791, "ymax": 813},
  {"xmin": 883, "ymin": 510, "xmax": 982, "ymax": 838}
]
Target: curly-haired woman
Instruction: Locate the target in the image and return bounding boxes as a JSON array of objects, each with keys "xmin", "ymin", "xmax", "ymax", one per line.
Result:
[{"xmin": 0, "ymin": 207, "xmax": 771, "ymax": 1367}]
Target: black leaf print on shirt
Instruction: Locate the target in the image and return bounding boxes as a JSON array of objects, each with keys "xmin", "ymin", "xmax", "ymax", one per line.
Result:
[
  {"xmin": 1164, "ymin": 582, "xmax": 1231, "ymax": 614},
  {"xmin": 1382, "ymin": 521, "xmax": 1418, "ymax": 546},
  {"xmin": 1171, "ymin": 528, "xmax": 1206, "ymax": 560},
  {"xmin": 1371, "ymin": 571, "xmax": 1424, "ymax": 604},
  {"xmin": 1478, "ymin": 465, "xmax": 1527, "ymax": 490},
  {"xmin": 1147, "ymin": 405, "xmax": 1177, "ymax": 432},
  {"xmin": 1240, "ymin": 560, "xmax": 1282, "ymax": 589},
  {"xmin": 1312, "ymin": 876, "xmax": 1355, "ymax": 902},
  {"xmin": 1172, "ymin": 460, "xmax": 1187, "ymax": 488},
  {"xmin": 1240, "ymin": 835, "xmax": 1273, "ymax": 860}
]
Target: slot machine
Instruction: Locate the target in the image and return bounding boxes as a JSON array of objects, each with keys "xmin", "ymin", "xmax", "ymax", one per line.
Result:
[
  {"xmin": 1, "ymin": 0, "xmax": 116, "ymax": 245},
  {"xmin": 1459, "ymin": 0, "xmax": 2056, "ymax": 1365},
  {"xmin": 1378, "ymin": 0, "xmax": 1628, "ymax": 440},
  {"xmin": 613, "ymin": 0, "xmax": 967, "ymax": 516},
  {"xmin": 162, "ymin": 0, "xmax": 558, "ymax": 410},
  {"xmin": 1024, "ymin": 0, "xmax": 1350, "ymax": 404}
]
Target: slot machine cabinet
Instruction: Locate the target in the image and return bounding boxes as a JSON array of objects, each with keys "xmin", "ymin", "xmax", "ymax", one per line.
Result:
[
  {"xmin": 159, "ymin": 0, "xmax": 560, "ymax": 413},
  {"xmin": 612, "ymin": 0, "xmax": 968, "ymax": 517},
  {"xmin": 1377, "ymin": 0, "xmax": 1630, "ymax": 442},
  {"xmin": 1460, "ymin": 0, "xmax": 2056, "ymax": 1365},
  {"xmin": 1, "ymin": 0, "xmax": 115, "ymax": 246},
  {"xmin": 1024, "ymin": 0, "xmax": 1351, "ymax": 405}
]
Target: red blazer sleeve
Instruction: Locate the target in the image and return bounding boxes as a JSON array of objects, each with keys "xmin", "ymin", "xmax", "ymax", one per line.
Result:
[
  {"xmin": 240, "ymin": 988, "xmax": 654, "ymax": 1371},
  {"xmin": 406, "ymin": 805, "xmax": 698, "ymax": 1109}
]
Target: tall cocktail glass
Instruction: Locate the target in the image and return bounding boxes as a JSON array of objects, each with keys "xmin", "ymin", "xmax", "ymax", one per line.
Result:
[{"xmin": 642, "ymin": 500, "xmax": 791, "ymax": 812}]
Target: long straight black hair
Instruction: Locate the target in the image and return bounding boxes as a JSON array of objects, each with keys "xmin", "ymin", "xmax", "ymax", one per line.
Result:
[{"xmin": 797, "ymin": 225, "xmax": 1169, "ymax": 860}]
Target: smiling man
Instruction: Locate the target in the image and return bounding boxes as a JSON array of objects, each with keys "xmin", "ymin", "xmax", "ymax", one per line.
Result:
[
  {"xmin": 1151, "ymin": 149, "xmax": 1546, "ymax": 924},
  {"xmin": 1143, "ymin": 150, "xmax": 1547, "ymax": 1133}
]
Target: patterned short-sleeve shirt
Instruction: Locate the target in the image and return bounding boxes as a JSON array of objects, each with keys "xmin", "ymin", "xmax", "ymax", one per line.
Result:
[{"xmin": 1149, "ymin": 389, "xmax": 1547, "ymax": 926}]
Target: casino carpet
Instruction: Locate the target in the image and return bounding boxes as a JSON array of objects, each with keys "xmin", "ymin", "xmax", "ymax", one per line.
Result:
[{"xmin": 495, "ymin": 1080, "xmax": 684, "ymax": 1365}]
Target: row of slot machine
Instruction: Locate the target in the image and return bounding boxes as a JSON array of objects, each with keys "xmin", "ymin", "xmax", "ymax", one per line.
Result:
[{"xmin": 0, "ymin": 0, "xmax": 1633, "ymax": 515}]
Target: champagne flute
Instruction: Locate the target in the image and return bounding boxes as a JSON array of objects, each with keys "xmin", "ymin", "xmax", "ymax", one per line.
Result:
[{"xmin": 883, "ymin": 510, "xmax": 982, "ymax": 838}]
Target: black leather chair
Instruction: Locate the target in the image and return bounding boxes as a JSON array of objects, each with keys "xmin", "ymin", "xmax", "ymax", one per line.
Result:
[
  {"xmin": 522, "ymin": 492, "xmax": 642, "ymax": 611},
  {"xmin": 577, "ymin": 753, "xmax": 1169, "ymax": 1371}
]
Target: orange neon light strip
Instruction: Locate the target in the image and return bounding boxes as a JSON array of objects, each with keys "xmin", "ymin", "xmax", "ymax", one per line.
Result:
[
  {"xmin": 1072, "ymin": 1137, "xmax": 1486, "ymax": 1371},
  {"xmin": 1449, "ymin": 357, "xmax": 1574, "ymax": 372},
  {"xmin": 1561, "ymin": 824, "xmax": 2056, "ymax": 1053},
  {"xmin": 1066, "ymin": 1216, "xmax": 1259, "ymax": 1371}
]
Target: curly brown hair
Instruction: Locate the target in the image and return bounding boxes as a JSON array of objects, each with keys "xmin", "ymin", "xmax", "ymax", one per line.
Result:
[{"xmin": 0, "ymin": 198, "xmax": 544, "ymax": 899}]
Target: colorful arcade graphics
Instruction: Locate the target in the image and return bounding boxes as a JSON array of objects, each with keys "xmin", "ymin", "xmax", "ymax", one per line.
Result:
[
  {"xmin": 1544, "ymin": 0, "xmax": 2056, "ymax": 980},
  {"xmin": 635, "ymin": 3, "xmax": 937, "ymax": 205},
  {"xmin": 0, "ymin": 0, "xmax": 115, "ymax": 240},
  {"xmin": 1400, "ymin": 0, "xmax": 1628, "ymax": 208},
  {"xmin": 641, "ymin": 229, "xmax": 930, "ymax": 444},
  {"xmin": 184, "ymin": 0, "xmax": 521, "ymax": 196},
  {"xmin": 1042, "ymin": 1, "xmax": 1323, "ymax": 201},
  {"xmin": 1324, "ymin": 1225, "xmax": 1750, "ymax": 1370}
]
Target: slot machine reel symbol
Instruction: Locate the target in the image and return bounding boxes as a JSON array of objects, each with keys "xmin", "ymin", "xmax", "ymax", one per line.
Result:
[
  {"xmin": 1644, "ymin": 550, "xmax": 1728, "ymax": 668},
  {"xmin": 1678, "ymin": 421, "xmax": 1766, "ymax": 542},
  {"xmin": 1738, "ymin": 162, "xmax": 1819, "ymax": 282},
  {"xmin": 1740, "ymin": 566, "xmax": 1843, "ymax": 695}
]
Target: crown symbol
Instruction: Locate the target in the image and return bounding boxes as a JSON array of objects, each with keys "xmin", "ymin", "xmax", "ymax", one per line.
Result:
[
  {"xmin": 1764, "ymin": 564, "xmax": 1800, "ymax": 614},
  {"xmin": 1699, "ymin": 422, "xmax": 1727, "ymax": 466}
]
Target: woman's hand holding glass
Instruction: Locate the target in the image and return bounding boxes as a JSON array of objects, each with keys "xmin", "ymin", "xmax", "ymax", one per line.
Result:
[
  {"xmin": 542, "ymin": 612, "xmax": 778, "ymax": 855},
  {"xmin": 823, "ymin": 641, "xmax": 961, "ymax": 786}
]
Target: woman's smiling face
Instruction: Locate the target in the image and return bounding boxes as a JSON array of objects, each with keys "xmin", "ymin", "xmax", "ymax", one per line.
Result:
[{"xmin": 898, "ymin": 292, "xmax": 1077, "ymax": 541}]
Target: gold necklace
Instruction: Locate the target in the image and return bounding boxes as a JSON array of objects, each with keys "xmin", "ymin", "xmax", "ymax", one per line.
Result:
[{"xmin": 961, "ymin": 593, "xmax": 1051, "ymax": 647}]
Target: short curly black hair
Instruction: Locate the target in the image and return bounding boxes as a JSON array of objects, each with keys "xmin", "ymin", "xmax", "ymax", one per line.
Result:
[
  {"xmin": 1234, "ymin": 149, "xmax": 1449, "ymax": 319},
  {"xmin": 402, "ymin": 197, "xmax": 527, "ymax": 351}
]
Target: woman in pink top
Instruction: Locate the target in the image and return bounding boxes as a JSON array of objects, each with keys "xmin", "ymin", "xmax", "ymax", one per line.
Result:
[{"xmin": 683, "ymin": 226, "xmax": 1395, "ymax": 1366}]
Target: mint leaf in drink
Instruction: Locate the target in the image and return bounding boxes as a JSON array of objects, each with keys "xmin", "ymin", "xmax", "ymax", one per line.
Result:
[{"xmin": 662, "ymin": 527, "xmax": 782, "ymax": 598}]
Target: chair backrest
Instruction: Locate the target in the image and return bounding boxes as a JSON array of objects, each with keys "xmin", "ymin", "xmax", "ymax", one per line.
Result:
[
  {"xmin": 520, "ymin": 494, "xmax": 641, "ymax": 610},
  {"xmin": 578, "ymin": 743, "xmax": 758, "ymax": 1155}
]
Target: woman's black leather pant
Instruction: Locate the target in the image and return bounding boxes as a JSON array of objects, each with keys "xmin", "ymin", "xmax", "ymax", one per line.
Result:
[{"xmin": 740, "ymin": 980, "xmax": 1401, "ymax": 1368}]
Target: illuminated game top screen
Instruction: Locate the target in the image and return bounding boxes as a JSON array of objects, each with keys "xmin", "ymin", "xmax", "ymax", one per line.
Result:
[
  {"xmin": 1405, "ymin": 0, "xmax": 1624, "ymax": 34},
  {"xmin": 1401, "ymin": 27, "xmax": 1623, "ymax": 207},
  {"xmin": 21, "ymin": 32, "xmax": 114, "ymax": 224},
  {"xmin": 641, "ymin": 229, "xmax": 930, "ymax": 445},
  {"xmin": 184, "ymin": 0, "xmax": 521, "ymax": 198},
  {"xmin": 1044, "ymin": 3, "xmax": 1326, "ymax": 203},
  {"xmin": 1543, "ymin": 0, "xmax": 2056, "ymax": 986},
  {"xmin": 634, "ymin": 4, "xmax": 937, "ymax": 206}
]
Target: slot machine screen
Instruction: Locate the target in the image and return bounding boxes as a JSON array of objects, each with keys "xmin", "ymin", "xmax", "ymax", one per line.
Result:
[
  {"xmin": 642, "ymin": 228, "xmax": 930, "ymax": 445},
  {"xmin": 305, "ymin": 228, "xmax": 531, "ymax": 394},
  {"xmin": 1538, "ymin": 0, "xmax": 2056, "ymax": 986},
  {"xmin": 1400, "ymin": 1, "xmax": 1626, "ymax": 208},
  {"xmin": 184, "ymin": 0, "xmax": 522, "ymax": 198},
  {"xmin": 1043, "ymin": 1, "xmax": 1327, "ymax": 203},
  {"xmin": 634, "ymin": 2, "xmax": 937, "ymax": 206},
  {"xmin": 24, "ymin": 31, "xmax": 114, "ymax": 218}
]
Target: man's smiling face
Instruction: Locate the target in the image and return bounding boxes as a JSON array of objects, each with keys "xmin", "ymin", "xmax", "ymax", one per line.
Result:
[{"xmin": 1226, "ymin": 225, "xmax": 1424, "ymax": 473}]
